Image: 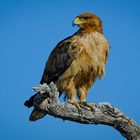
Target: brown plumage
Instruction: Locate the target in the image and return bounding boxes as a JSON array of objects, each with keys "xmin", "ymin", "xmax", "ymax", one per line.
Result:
[{"xmin": 25, "ymin": 12, "xmax": 109, "ymax": 108}]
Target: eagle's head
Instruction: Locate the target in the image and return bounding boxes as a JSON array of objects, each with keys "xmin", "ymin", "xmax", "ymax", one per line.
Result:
[{"xmin": 73, "ymin": 12, "xmax": 103, "ymax": 34}]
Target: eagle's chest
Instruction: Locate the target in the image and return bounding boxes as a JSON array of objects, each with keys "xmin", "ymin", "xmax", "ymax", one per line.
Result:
[
  {"xmin": 73, "ymin": 33, "xmax": 107, "ymax": 86},
  {"xmin": 58, "ymin": 32, "xmax": 109, "ymax": 88},
  {"xmin": 73, "ymin": 50, "xmax": 97, "ymax": 87},
  {"xmin": 78, "ymin": 33, "xmax": 105, "ymax": 67}
]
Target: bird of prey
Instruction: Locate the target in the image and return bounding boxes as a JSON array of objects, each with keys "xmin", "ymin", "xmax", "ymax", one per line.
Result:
[{"xmin": 25, "ymin": 12, "xmax": 109, "ymax": 110}]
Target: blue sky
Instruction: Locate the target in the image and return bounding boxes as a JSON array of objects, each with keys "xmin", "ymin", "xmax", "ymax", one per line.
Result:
[{"xmin": 0, "ymin": 0, "xmax": 140, "ymax": 139}]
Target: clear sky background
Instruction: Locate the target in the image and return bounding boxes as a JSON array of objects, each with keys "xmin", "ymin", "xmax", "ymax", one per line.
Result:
[{"xmin": 0, "ymin": 0, "xmax": 140, "ymax": 139}]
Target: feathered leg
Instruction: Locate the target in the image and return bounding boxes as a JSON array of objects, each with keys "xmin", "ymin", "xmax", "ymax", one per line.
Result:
[
  {"xmin": 78, "ymin": 85, "xmax": 95, "ymax": 110},
  {"xmin": 65, "ymin": 80, "xmax": 80, "ymax": 109}
]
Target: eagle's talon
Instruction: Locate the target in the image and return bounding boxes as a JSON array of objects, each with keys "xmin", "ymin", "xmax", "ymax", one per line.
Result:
[
  {"xmin": 68, "ymin": 100, "xmax": 83, "ymax": 114},
  {"xmin": 68, "ymin": 100, "xmax": 80, "ymax": 108},
  {"xmin": 77, "ymin": 108, "xmax": 82, "ymax": 115},
  {"xmin": 80, "ymin": 102, "xmax": 95, "ymax": 111}
]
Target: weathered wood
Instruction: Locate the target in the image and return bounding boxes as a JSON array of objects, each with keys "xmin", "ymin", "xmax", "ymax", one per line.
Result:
[{"xmin": 25, "ymin": 83, "xmax": 140, "ymax": 140}]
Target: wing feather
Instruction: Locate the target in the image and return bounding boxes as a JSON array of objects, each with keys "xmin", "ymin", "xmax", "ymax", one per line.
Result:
[{"xmin": 40, "ymin": 36, "xmax": 82, "ymax": 84}]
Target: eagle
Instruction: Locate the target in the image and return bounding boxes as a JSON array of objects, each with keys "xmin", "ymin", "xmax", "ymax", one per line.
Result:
[{"xmin": 25, "ymin": 12, "xmax": 109, "ymax": 109}]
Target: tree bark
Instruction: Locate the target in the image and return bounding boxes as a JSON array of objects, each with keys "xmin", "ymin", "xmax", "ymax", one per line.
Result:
[{"xmin": 25, "ymin": 82, "xmax": 140, "ymax": 140}]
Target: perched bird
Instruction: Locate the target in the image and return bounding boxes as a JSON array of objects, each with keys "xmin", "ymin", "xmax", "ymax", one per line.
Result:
[{"xmin": 25, "ymin": 12, "xmax": 109, "ymax": 110}]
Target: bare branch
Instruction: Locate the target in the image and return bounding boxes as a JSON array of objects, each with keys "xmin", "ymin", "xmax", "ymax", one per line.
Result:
[{"xmin": 25, "ymin": 83, "xmax": 140, "ymax": 140}]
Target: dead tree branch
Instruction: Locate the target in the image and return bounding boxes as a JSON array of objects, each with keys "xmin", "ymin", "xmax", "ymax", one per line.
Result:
[{"xmin": 25, "ymin": 82, "xmax": 140, "ymax": 140}]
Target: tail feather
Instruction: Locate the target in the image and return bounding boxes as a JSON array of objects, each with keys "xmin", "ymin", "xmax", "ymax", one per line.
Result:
[
  {"xmin": 29, "ymin": 108, "xmax": 47, "ymax": 121},
  {"xmin": 24, "ymin": 92, "xmax": 39, "ymax": 108}
]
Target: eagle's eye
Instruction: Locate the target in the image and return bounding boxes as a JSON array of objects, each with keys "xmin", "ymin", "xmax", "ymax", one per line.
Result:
[{"xmin": 83, "ymin": 17, "xmax": 88, "ymax": 20}]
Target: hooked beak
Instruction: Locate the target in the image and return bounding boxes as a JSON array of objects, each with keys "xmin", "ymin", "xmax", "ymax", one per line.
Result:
[
  {"xmin": 72, "ymin": 20, "xmax": 76, "ymax": 27},
  {"xmin": 72, "ymin": 17, "xmax": 83, "ymax": 27}
]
